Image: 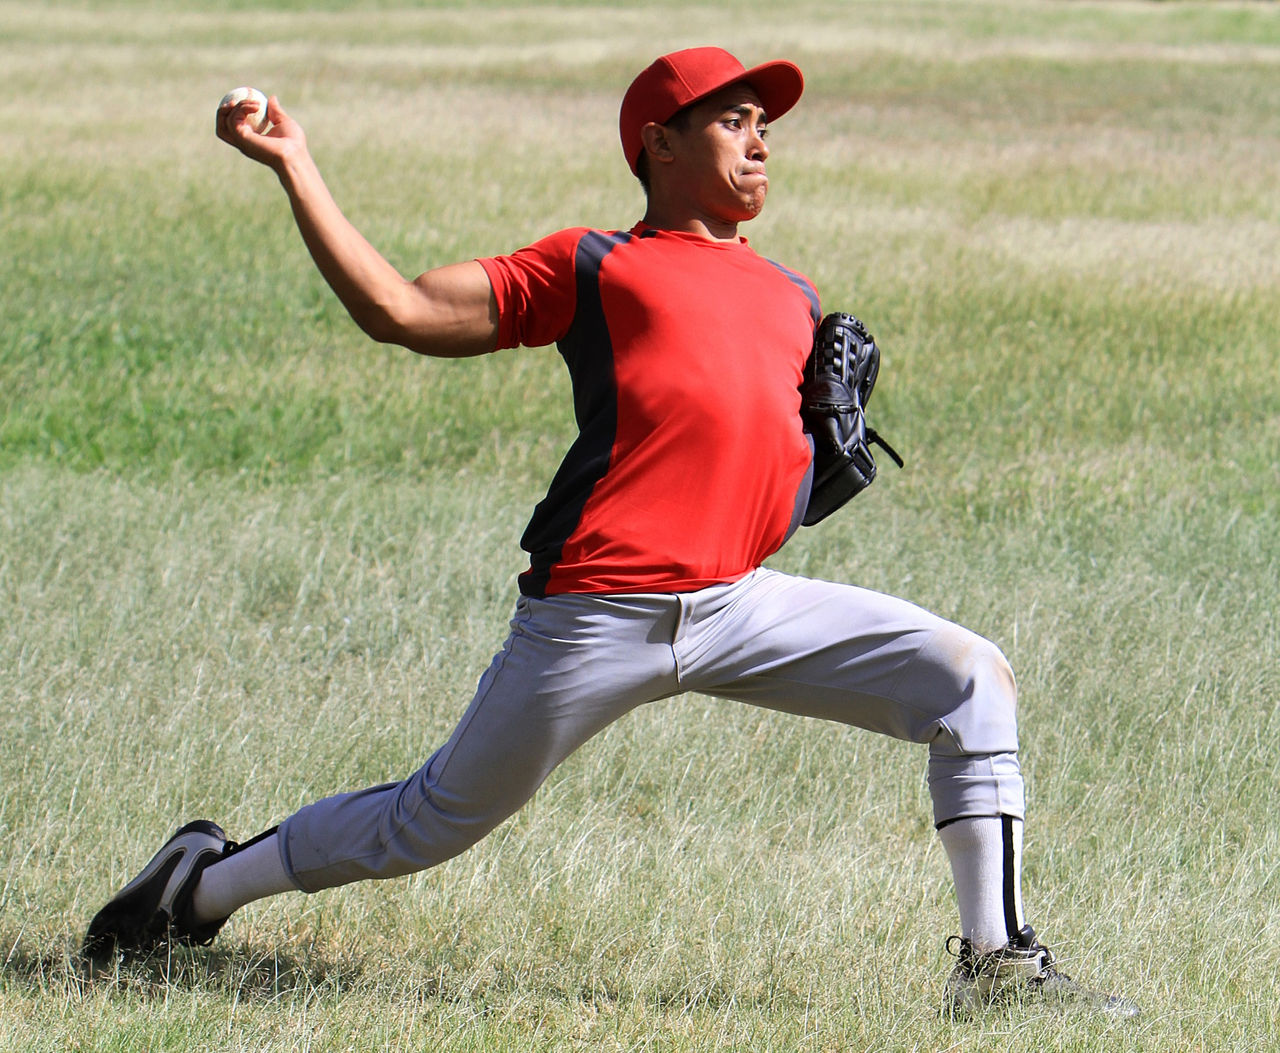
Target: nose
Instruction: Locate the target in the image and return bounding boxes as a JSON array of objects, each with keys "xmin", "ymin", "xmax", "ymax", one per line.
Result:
[{"xmin": 749, "ymin": 126, "xmax": 769, "ymax": 161}]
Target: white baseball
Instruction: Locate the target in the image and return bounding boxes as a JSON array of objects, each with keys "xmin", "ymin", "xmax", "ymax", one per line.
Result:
[{"xmin": 219, "ymin": 87, "xmax": 271, "ymax": 134}]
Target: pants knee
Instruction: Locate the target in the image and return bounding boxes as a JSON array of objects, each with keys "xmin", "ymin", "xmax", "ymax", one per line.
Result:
[
  {"xmin": 924, "ymin": 625, "xmax": 1019, "ymax": 755},
  {"xmin": 974, "ymin": 635, "xmax": 1017, "ymax": 720}
]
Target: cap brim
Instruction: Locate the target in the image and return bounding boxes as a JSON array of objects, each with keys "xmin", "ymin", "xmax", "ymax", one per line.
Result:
[{"xmin": 735, "ymin": 59, "xmax": 805, "ymax": 122}]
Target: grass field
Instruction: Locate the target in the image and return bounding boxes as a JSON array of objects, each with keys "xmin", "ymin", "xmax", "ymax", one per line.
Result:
[{"xmin": 2, "ymin": 1, "xmax": 1278, "ymax": 1049}]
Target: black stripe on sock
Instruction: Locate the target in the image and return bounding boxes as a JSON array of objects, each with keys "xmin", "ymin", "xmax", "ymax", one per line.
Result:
[{"xmin": 1002, "ymin": 815, "xmax": 1020, "ymax": 941}]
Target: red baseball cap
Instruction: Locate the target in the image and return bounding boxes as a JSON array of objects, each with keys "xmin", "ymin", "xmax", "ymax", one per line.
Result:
[{"xmin": 619, "ymin": 47, "xmax": 805, "ymax": 175}]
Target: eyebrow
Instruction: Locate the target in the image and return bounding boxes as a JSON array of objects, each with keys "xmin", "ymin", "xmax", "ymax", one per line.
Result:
[{"xmin": 726, "ymin": 103, "xmax": 769, "ymax": 123}]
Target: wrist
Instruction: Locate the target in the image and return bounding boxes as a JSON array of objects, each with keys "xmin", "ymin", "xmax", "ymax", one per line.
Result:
[{"xmin": 272, "ymin": 141, "xmax": 315, "ymax": 185}]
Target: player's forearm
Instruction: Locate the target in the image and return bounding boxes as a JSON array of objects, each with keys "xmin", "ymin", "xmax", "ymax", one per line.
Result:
[
  {"xmin": 273, "ymin": 152, "xmax": 498, "ymax": 357},
  {"xmin": 273, "ymin": 148, "xmax": 422, "ymax": 347}
]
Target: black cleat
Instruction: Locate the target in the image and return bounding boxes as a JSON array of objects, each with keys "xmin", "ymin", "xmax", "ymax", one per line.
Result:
[
  {"xmin": 82, "ymin": 820, "xmax": 235, "ymax": 961},
  {"xmin": 944, "ymin": 924, "xmax": 1139, "ymax": 1019}
]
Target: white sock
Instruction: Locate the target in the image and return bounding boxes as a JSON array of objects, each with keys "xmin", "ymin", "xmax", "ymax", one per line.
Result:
[
  {"xmin": 190, "ymin": 831, "xmax": 298, "ymax": 924},
  {"xmin": 938, "ymin": 815, "xmax": 1024, "ymax": 953}
]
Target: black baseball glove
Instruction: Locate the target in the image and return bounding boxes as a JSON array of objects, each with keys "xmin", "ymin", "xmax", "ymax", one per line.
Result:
[{"xmin": 800, "ymin": 312, "xmax": 903, "ymax": 526}]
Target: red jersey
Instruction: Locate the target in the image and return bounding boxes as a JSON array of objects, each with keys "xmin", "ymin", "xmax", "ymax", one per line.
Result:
[{"xmin": 479, "ymin": 223, "xmax": 821, "ymax": 597}]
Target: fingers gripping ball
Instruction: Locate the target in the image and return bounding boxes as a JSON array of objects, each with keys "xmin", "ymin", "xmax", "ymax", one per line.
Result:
[{"xmin": 219, "ymin": 87, "xmax": 271, "ymax": 134}]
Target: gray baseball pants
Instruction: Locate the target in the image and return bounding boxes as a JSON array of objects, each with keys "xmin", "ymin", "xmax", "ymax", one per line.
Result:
[{"xmin": 279, "ymin": 567, "xmax": 1023, "ymax": 892}]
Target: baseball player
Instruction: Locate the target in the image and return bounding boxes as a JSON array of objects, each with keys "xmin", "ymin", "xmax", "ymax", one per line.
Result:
[{"xmin": 85, "ymin": 47, "xmax": 1134, "ymax": 1016}]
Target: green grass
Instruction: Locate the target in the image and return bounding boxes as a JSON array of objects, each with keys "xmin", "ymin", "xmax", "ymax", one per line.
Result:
[{"xmin": 2, "ymin": 1, "xmax": 1278, "ymax": 1049}]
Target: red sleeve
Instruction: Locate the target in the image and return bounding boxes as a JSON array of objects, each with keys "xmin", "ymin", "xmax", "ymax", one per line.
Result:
[{"xmin": 476, "ymin": 227, "xmax": 589, "ymax": 350}]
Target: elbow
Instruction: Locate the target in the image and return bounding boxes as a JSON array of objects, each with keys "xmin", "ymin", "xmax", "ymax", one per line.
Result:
[
  {"xmin": 349, "ymin": 288, "xmax": 424, "ymax": 350},
  {"xmin": 356, "ymin": 307, "xmax": 407, "ymax": 349}
]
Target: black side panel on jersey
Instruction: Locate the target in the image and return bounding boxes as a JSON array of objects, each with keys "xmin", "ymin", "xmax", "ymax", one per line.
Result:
[
  {"xmin": 767, "ymin": 255, "xmax": 821, "ymax": 542},
  {"xmin": 518, "ymin": 230, "xmax": 634, "ymax": 598}
]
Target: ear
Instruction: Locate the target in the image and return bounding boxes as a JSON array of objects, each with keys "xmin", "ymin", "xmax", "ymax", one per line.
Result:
[{"xmin": 639, "ymin": 121, "xmax": 676, "ymax": 166}]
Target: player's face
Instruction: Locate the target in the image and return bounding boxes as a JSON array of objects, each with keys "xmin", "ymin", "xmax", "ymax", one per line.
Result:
[{"xmin": 663, "ymin": 85, "xmax": 771, "ymax": 230}]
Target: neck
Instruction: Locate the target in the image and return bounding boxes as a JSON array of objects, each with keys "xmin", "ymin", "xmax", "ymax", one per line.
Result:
[{"xmin": 640, "ymin": 201, "xmax": 742, "ymax": 242}]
